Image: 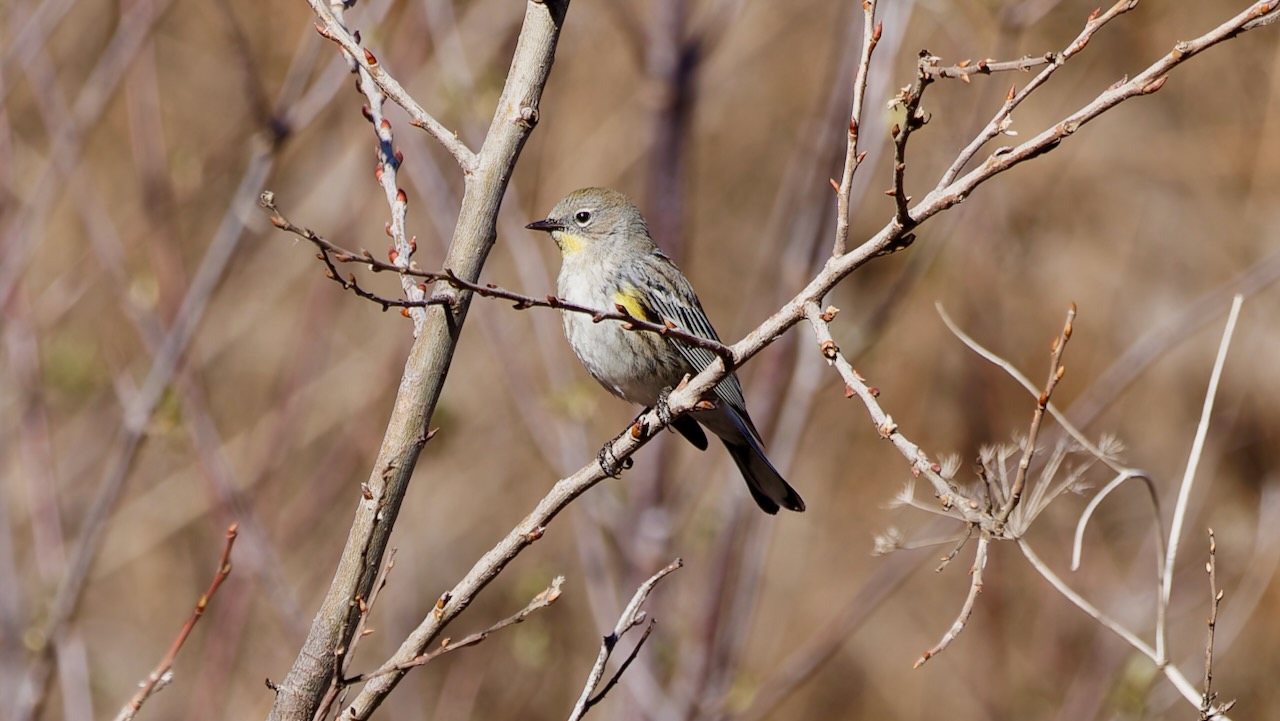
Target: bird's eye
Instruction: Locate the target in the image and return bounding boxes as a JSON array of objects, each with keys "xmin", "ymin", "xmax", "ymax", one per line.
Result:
[{"xmin": 574, "ymin": 210, "xmax": 592, "ymax": 226}]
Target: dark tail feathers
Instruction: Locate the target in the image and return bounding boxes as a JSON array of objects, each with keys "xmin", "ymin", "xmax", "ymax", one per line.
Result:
[{"xmin": 722, "ymin": 440, "xmax": 805, "ymax": 514}]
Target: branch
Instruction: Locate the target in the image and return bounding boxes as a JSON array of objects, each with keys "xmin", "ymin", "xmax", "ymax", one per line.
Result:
[
  {"xmin": 923, "ymin": 53, "xmax": 1056, "ymax": 82},
  {"xmin": 936, "ymin": 1, "xmax": 1140, "ymax": 187},
  {"xmin": 259, "ymin": 193, "xmax": 735, "ymax": 363},
  {"xmin": 332, "ymin": 405, "xmax": 682, "ymax": 719},
  {"xmin": 568, "ymin": 559, "xmax": 683, "ymax": 721},
  {"xmin": 918, "ymin": 1, "xmax": 1279, "ymax": 223},
  {"xmin": 112, "ymin": 525, "xmax": 238, "ymax": 721},
  {"xmin": 914, "ymin": 534, "xmax": 988, "ymax": 667},
  {"xmin": 1200, "ymin": 529, "xmax": 1234, "ymax": 720},
  {"xmin": 307, "ymin": 0, "xmax": 478, "ymax": 171},
  {"xmin": 311, "ymin": 549, "xmax": 400, "ymax": 721},
  {"xmin": 266, "ymin": 2, "xmax": 571, "ymax": 718},
  {"xmin": 993, "ymin": 304, "xmax": 1074, "ymax": 527},
  {"xmin": 885, "ymin": 51, "xmax": 932, "ymax": 230},
  {"xmin": 344, "ymin": 576, "xmax": 564, "ymax": 684},
  {"xmin": 831, "ymin": 1, "xmax": 880, "ymax": 256},
  {"xmin": 1158, "ymin": 294, "xmax": 1244, "ymax": 660},
  {"xmin": 326, "ymin": 0, "xmax": 428, "ymax": 315},
  {"xmin": 802, "ymin": 302, "xmax": 986, "ymax": 525}
]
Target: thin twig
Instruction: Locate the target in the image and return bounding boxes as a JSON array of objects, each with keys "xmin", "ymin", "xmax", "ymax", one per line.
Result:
[
  {"xmin": 259, "ymin": 193, "xmax": 736, "ymax": 363},
  {"xmin": 1199, "ymin": 529, "xmax": 1234, "ymax": 720},
  {"xmin": 924, "ymin": 53, "xmax": 1055, "ymax": 81},
  {"xmin": 831, "ymin": 1, "xmax": 880, "ymax": 256},
  {"xmin": 326, "ymin": 0, "xmax": 427, "ymax": 321},
  {"xmin": 935, "ymin": 524, "xmax": 974, "ymax": 572},
  {"xmin": 112, "ymin": 525, "xmax": 238, "ymax": 721},
  {"xmin": 1071, "ymin": 470, "xmax": 1163, "ymax": 573},
  {"xmin": 568, "ymin": 559, "xmax": 683, "ymax": 721},
  {"xmin": 313, "ymin": 549, "xmax": 400, "ymax": 721},
  {"xmin": 803, "ymin": 302, "xmax": 985, "ymax": 524},
  {"xmin": 914, "ymin": 534, "xmax": 989, "ymax": 667},
  {"xmin": 886, "ymin": 52, "xmax": 932, "ymax": 230},
  {"xmin": 585, "ymin": 619, "xmax": 656, "ymax": 708},
  {"xmin": 935, "ymin": 1, "xmax": 1140, "ymax": 188},
  {"xmin": 1158, "ymin": 294, "xmax": 1244, "ymax": 661},
  {"xmin": 343, "ymin": 576, "xmax": 565, "ymax": 684},
  {"xmin": 994, "ymin": 303, "xmax": 1075, "ymax": 528},
  {"xmin": 936, "ymin": 303, "xmax": 1136, "ymax": 481},
  {"xmin": 306, "ymin": 0, "xmax": 477, "ymax": 170},
  {"xmin": 1016, "ymin": 538, "xmax": 1218, "ymax": 709}
]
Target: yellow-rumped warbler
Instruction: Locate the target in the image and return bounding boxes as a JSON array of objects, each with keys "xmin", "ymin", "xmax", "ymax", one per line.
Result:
[{"xmin": 527, "ymin": 187, "xmax": 804, "ymax": 514}]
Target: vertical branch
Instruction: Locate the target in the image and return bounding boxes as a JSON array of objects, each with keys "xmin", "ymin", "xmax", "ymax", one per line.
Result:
[
  {"xmin": 832, "ymin": 0, "xmax": 881, "ymax": 256},
  {"xmin": 1199, "ymin": 529, "xmax": 1233, "ymax": 720},
  {"xmin": 1157, "ymin": 295, "xmax": 1243, "ymax": 662},
  {"xmin": 994, "ymin": 304, "xmax": 1075, "ymax": 528},
  {"xmin": 266, "ymin": 2, "xmax": 571, "ymax": 719}
]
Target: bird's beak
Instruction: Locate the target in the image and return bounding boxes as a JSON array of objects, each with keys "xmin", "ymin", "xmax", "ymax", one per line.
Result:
[{"xmin": 525, "ymin": 218, "xmax": 563, "ymax": 232}]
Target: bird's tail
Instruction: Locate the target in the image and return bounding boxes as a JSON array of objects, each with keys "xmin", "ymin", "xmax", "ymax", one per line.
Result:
[{"xmin": 721, "ymin": 438, "xmax": 805, "ymax": 514}]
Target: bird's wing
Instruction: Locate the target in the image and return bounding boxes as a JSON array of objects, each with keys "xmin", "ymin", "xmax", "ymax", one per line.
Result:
[{"xmin": 635, "ymin": 259, "xmax": 753, "ymax": 425}]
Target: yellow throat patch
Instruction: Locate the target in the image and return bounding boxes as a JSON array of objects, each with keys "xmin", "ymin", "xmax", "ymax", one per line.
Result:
[{"xmin": 553, "ymin": 230, "xmax": 588, "ymax": 256}]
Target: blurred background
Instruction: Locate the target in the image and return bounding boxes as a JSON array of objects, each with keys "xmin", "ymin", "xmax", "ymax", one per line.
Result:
[{"xmin": 2, "ymin": 0, "xmax": 1279, "ymax": 719}]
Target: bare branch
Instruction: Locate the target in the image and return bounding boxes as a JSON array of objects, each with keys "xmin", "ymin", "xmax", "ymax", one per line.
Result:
[
  {"xmin": 306, "ymin": 0, "xmax": 478, "ymax": 170},
  {"xmin": 832, "ymin": 2, "xmax": 880, "ymax": 256},
  {"xmin": 569, "ymin": 559, "xmax": 683, "ymax": 721},
  {"xmin": 914, "ymin": 534, "xmax": 988, "ymax": 667},
  {"xmin": 1158, "ymin": 294, "xmax": 1244, "ymax": 660},
  {"xmin": 936, "ymin": 1, "xmax": 1140, "ymax": 187},
  {"xmin": 325, "ymin": 0, "xmax": 428, "ymax": 317},
  {"xmin": 802, "ymin": 302, "xmax": 985, "ymax": 523},
  {"xmin": 344, "ymin": 576, "xmax": 565, "ymax": 684},
  {"xmin": 259, "ymin": 193, "xmax": 736, "ymax": 363},
  {"xmin": 994, "ymin": 304, "xmax": 1075, "ymax": 527},
  {"xmin": 331, "ymin": 407, "xmax": 677, "ymax": 720},
  {"xmin": 266, "ymin": 2, "xmax": 572, "ymax": 718},
  {"xmin": 1200, "ymin": 529, "xmax": 1234, "ymax": 720},
  {"xmin": 885, "ymin": 52, "xmax": 932, "ymax": 230},
  {"xmin": 923, "ymin": 53, "xmax": 1055, "ymax": 81},
  {"xmin": 113, "ymin": 525, "xmax": 238, "ymax": 721}
]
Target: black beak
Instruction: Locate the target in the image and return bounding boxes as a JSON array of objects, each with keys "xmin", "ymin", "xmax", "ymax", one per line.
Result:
[{"xmin": 525, "ymin": 218, "xmax": 563, "ymax": 232}]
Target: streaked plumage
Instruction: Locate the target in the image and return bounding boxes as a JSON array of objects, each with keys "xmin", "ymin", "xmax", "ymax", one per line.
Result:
[{"xmin": 527, "ymin": 187, "xmax": 805, "ymax": 514}]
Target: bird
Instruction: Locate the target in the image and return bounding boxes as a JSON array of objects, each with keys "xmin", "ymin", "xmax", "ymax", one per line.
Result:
[{"xmin": 526, "ymin": 187, "xmax": 804, "ymax": 514}]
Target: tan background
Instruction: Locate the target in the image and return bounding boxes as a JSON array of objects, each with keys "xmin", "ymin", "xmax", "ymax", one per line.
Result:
[{"xmin": 2, "ymin": 1, "xmax": 1278, "ymax": 719}]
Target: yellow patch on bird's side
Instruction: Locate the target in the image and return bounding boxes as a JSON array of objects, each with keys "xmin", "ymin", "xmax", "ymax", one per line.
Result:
[
  {"xmin": 612, "ymin": 288, "xmax": 652, "ymax": 322},
  {"xmin": 553, "ymin": 230, "xmax": 588, "ymax": 255}
]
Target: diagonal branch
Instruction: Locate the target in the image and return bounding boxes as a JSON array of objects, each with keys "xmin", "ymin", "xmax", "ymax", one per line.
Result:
[
  {"xmin": 569, "ymin": 559, "xmax": 683, "ymax": 721},
  {"xmin": 260, "ymin": 193, "xmax": 736, "ymax": 363},
  {"xmin": 936, "ymin": 1, "xmax": 1140, "ymax": 187},
  {"xmin": 307, "ymin": 0, "xmax": 478, "ymax": 170},
  {"xmin": 266, "ymin": 2, "xmax": 572, "ymax": 719},
  {"xmin": 112, "ymin": 525, "xmax": 238, "ymax": 721},
  {"xmin": 993, "ymin": 304, "xmax": 1075, "ymax": 527},
  {"xmin": 342, "ymin": 576, "xmax": 564, "ymax": 684},
  {"xmin": 914, "ymin": 534, "xmax": 989, "ymax": 667}
]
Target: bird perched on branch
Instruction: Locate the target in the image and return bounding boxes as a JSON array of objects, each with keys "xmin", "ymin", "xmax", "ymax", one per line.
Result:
[{"xmin": 527, "ymin": 187, "xmax": 804, "ymax": 514}]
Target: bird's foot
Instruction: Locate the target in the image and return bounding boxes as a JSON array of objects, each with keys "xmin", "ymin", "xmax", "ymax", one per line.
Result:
[
  {"xmin": 596, "ymin": 442, "xmax": 633, "ymax": 478},
  {"xmin": 655, "ymin": 387, "xmax": 674, "ymax": 426}
]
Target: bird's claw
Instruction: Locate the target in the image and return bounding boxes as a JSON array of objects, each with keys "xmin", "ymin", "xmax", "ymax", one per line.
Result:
[
  {"xmin": 655, "ymin": 388, "xmax": 674, "ymax": 426},
  {"xmin": 597, "ymin": 444, "xmax": 632, "ymax": 478}
]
